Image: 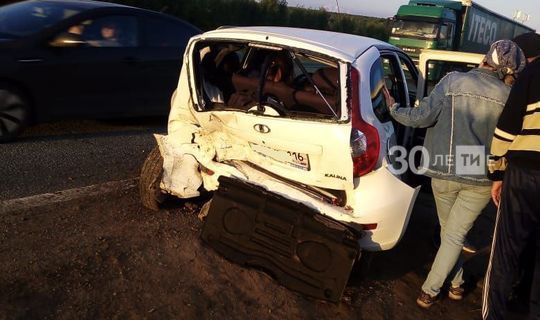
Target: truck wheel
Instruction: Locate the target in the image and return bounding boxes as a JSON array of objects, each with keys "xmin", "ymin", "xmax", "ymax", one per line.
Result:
[
  {"xmin": 139, "ymin": 145, "xmax": 167, "ymax": 211},
  {"xmin": 0, "ymin": 88, "xmax": 29, "ymax": 143}
]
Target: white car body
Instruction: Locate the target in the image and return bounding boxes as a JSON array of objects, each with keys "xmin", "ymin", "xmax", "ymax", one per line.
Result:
[{"xmin": 156, "ymin": 27, "xmax": 428, "ymax": 251}]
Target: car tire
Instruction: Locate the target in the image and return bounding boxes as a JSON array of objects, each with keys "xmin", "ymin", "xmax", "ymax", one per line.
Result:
[
  {"xmin": 139, "ymin": 145, "xmax": 167, "ymax": 211},
  {"xmin": 0, "ymin": 87, "xmax": 29, "ymax": 143},
  {"xmin": 351, "ymin": 251, "xmax": 374, "ymax": 280}
]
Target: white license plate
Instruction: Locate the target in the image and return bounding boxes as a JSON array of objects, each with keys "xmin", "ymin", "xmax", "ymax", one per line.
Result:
[{"xmin": 250, "ymin": 143, "xmax": 310, "ymax": 170}]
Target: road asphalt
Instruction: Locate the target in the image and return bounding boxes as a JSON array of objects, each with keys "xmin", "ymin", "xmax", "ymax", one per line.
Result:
[{"xmin": 0, "ymin": 119, "xmax": 165, "ymax": 200}]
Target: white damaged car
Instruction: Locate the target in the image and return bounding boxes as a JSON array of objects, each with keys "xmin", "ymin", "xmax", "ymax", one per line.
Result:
[{"xmin": 139, "ymin": 26, "xmax": 425, "ymax": 301}]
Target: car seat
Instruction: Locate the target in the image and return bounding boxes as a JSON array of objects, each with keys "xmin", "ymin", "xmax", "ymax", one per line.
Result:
[{"xmin": 292, "ymin": 67, "xmax": 339, "ymax": 115}]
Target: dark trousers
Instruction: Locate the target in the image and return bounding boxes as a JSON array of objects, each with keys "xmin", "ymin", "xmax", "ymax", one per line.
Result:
[{"xmin": 482, "ymin": 165, "xmax": 540, "ymax": 320}]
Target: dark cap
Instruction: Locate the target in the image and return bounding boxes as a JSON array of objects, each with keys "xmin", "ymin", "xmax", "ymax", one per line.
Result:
[
  {"xmin": 513, "ymin": 32, "xmax": 540, "ymax": 58},
  {"xmin": 484, "ymin": 40, "xmax": 526, "ymax": 79}
]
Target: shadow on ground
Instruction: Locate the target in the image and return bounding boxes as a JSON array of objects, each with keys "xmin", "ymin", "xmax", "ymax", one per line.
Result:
[{"xmin": 0, "ymin": 186, "xmax": 528, "ymax": 320}]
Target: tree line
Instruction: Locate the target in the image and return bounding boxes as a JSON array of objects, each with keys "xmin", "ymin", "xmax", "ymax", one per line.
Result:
[{"xmin": 109, "ymin": 0, "xmax": 391, "ymax": 40}]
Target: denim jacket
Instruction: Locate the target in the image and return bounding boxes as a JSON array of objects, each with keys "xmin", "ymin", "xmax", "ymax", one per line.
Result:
[{"xmin": 390, "ymin": 68, "xmax": 511, "ymax": 186}]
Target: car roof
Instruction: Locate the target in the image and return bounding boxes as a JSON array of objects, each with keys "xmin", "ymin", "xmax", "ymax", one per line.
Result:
[
  {"xmin": 32, "ymin": 0, "xmax": 127, "ymax": 10},
  {"xmin": 201, "ymin": 26, "xmax": 395, "ymax": 62},
  {"xmin": 32, "ymin": 0, "xmax": 200, "ymax": 28}
]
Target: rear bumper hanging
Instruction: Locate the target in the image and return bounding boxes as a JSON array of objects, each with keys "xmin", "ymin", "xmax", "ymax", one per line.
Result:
[{"xmin": 201, "ymin": 176, "xmax": 360, "ymax": 302}]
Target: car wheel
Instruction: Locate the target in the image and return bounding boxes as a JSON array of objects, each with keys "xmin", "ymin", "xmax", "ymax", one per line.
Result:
[
  {"xmin": 139, "ymin": 145, "xmax": 168, "ymax": 211},
  {"xmin": 0, "ymin": 88, "xmax": 29, "ymax": 143},
  {"xmin": 351, "ymin": 251, "xmax": 374, "ymax": 280}
]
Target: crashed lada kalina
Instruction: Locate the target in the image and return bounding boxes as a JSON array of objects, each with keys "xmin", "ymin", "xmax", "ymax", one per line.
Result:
[{"xmin": 140, "ymin": 27, "xmax": 421, "ymax": 302}]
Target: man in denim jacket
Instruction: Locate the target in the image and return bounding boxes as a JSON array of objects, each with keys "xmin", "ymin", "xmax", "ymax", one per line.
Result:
[{"xmin": 385, "ymin": 40, "xmax": 526, "ymax": 308}]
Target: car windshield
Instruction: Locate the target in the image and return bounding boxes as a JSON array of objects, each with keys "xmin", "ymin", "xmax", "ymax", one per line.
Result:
[
  {"xmin": 392, "ymin": 20, "xmax": 439, "ymax": 39},
  {"xmin": 194, "ymin": 40, "xmax": 341, "ymax": 119},
  {"xmin": 0, "ymin": 1, "xmax": 83, "ymax": 37}
]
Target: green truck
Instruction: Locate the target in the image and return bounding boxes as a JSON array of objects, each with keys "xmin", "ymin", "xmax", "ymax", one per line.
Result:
[{"xmin": 389, "ymin": 0, "xmax": 535, "ymax": 61}]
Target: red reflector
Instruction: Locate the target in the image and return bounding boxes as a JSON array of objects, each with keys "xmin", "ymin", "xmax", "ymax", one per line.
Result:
[
  {"xmin": 200, "ymin": 166, "xmax": 214, "ymax": 175},
  {"xmin": 361, "ymin": 223, "xmax": 378, "ymax": 231}
]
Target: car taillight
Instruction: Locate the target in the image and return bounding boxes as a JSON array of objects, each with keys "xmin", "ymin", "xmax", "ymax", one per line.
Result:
[
  {"xmin": 360, "ymin": 223, "xmax": 378, "ymax": 231},
  {"xmin": 350, "ymin": 67, "xmax": 380, "ymax": 177}
]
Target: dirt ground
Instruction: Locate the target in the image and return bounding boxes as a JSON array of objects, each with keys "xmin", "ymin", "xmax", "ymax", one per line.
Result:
[{"xmin": 0, "ymin": 187, "xmax": 528, "ymax": 319}]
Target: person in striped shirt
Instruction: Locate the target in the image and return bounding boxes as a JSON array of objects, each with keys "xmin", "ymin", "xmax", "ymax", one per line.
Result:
[{"xmin": 483, "ymin": 32, "xmax": 540, "ymax": 320}]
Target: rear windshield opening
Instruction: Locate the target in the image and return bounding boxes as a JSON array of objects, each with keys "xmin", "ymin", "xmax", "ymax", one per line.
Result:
[{"xmin": 193, "ymin": 41, "xmax": 341, "ymax": 119}]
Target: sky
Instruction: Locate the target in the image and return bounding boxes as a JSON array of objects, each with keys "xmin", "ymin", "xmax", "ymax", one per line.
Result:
[{"xmin": 286, "ymin": 0, "xmax": 540, "ymax": 31}]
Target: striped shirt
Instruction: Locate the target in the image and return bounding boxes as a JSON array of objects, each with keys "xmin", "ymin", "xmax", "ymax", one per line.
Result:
[{"xmin": 489, "ymin": 58, "xmax": 540, "ymax": 180}]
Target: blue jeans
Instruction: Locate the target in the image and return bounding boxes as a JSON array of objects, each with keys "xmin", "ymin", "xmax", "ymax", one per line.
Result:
[{"xmin": 422, "ymin": 178, "xmax": 491, "ymax": 297}]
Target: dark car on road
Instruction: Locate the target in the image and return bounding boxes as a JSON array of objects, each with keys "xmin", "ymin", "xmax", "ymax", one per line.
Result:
[{"xmin": 0, "ymin": 0, "xmax": 201, "ymax": 142}]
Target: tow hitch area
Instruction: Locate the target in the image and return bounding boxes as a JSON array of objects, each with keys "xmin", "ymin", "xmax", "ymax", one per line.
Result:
[{"xmin": 201, "ymin": 176, "xmax": 360, "ymax": 302}]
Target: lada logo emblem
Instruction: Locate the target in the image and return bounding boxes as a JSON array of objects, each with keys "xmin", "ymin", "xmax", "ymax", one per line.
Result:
[{"xmin": 253, "ymin": 124, "xmax": 271, "ymax": 134}]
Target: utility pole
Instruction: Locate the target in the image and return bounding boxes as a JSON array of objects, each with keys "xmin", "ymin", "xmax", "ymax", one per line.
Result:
[{"xmin": 334, "ymin": 0, "xmax": 342, "ymax": 31}]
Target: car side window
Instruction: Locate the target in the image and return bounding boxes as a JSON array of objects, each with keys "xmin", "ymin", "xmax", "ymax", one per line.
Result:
[
  {"xmin": 143, "ymin": 17, "xmax": 194, "ymax": 47},
  {"xmin": 382, "ymin": 57, "xmax": 401, "ymax": 101},
  {"xmin": 63, "ymin": 15, "xmax": 139, "ymax": 47},
  {"xmin": 446, "ymin": 24, "xmax": 454, "ymax": 48},
  {"xmin": 371, "ymin": 54, "xmax": 408, "ymax": 122},
  {"xmin": 440, "ymin": 25, "xmax": 448, "ymax": 40},
  {"xmin": 398, "ymin": 55, "xmax": 417, "ymax": 107},
  {"xmin": 369, "ymin": 58, "xmax": 391, "ymax": 122},
  {"xmin": 0, "ymin": 1, "xmax": 82, "ymax": 37}
]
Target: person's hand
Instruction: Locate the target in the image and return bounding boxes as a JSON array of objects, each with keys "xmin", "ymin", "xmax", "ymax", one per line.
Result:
[
  {"xmin": 491, "ymin": 181, "xmax": 503, "ymax": 207},
  {"xmin": 382, "ymin": 85, "xmax": 396, "ymax": 109}
]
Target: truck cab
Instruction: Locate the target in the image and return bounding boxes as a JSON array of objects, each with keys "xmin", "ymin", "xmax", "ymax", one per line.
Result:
[
  {"xmin": 389, "ymin": 0, "xmax": 461, "ymax": 60},
  {"xmin": 389, "ymin": 0, "xmax": 535, "ymax": 63}
]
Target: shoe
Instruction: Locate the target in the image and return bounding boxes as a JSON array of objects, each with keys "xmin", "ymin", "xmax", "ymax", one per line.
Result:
[
  {"xmin": 416, "ymin": 291, "xmax": 437, "ymax": 309},
  {"xmin": 462, "ymin": 240, "xmax": 477, "ymax": 254},
  {"xmin": 448, "ymin": 286, "xmax": 465, "ymax": 300}
]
